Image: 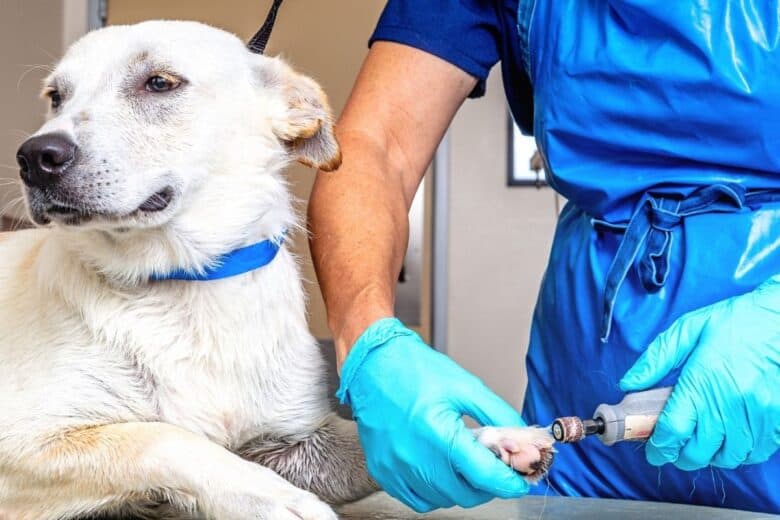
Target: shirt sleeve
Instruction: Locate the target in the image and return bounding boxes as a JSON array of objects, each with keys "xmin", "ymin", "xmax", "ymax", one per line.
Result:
[{"xmin": 369, "ymin": 0, "xmax": 502, "ymax": 98}]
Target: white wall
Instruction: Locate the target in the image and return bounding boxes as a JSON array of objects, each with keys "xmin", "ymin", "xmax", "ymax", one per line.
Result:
[{"xmin": 445, "ymin": 69, "xmax": 560, "ymax": 410}]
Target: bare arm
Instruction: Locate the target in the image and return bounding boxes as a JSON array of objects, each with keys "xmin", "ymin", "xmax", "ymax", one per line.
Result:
[{"xmin": 308, "ymin": 42, "xmax": 476, "ymax": 366}]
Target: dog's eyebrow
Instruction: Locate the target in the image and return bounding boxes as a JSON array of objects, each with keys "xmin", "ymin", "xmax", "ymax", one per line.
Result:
[
  {"xmin": 127, "ymin": 51, "xmax": 184, "ymax": 82},
  {"xmin": 42, "ymin": 75, "xmax": 72, "ymax": 97},
  {"xmin": 129, "ymin": 50, "xmax": 151, "ymax": 66}
]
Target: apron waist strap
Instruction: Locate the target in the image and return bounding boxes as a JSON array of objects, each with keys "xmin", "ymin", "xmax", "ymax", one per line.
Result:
[{"xmin": 591, "ymin": 183, "xmax": 780, "ymax": 343}]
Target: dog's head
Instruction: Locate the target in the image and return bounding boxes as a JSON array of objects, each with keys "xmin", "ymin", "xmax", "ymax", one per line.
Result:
[{"xmin": 16, "ymin": 20, "xmax": 339, "ymax": 246}]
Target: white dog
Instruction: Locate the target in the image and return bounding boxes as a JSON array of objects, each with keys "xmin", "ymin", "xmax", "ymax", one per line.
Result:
[{"xmin": 0, "ymin": 21, "xmax": 554, "ymax": 519}]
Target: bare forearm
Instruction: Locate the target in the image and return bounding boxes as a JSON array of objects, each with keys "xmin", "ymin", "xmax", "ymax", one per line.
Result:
[
  {"xmin": 308, "ymin": 42, "xmax": 475, "ymax": 366},
  {"xmin": 308, "ymin": 130, "xmax": 410, "ymax": 365}
]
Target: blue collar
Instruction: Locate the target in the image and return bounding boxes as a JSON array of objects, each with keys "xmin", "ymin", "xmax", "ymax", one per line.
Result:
[{"xmin": 151, "ymin": 236, "xmax": 284, "ymax": 282}]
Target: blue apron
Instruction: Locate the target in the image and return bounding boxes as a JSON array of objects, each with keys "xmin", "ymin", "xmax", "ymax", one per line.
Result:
[{"xmin": 517, "ymin": 0, "xmax": 780, "ymax": 513}]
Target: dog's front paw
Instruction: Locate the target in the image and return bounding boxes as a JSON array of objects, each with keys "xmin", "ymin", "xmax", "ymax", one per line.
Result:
[
  {"xmin": 230, "ymin": 493, "xmax": 336, "ymax": 520},
  {"xmin": 206, "ymin": 489, "xmax": 336, "ymax": 520},
  {"xmin": 474, "ymin": 426, "xmax": 555, "ymax": 484},
  {"xmin": 273, "ymin": 487, "xmax": 338, "ymax": 520},
  {"xmin": 202, "ymin": 463, "xmax": 337, "ymax": 519}
]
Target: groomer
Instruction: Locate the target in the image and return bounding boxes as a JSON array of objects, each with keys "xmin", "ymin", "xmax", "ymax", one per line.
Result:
[{"xmin": 308, "ymin": 0, "xmax": 780, "ymax": 513}]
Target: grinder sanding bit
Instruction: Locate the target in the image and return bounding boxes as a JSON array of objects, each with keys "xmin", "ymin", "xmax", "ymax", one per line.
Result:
[{"xmin": 552, "ymin": 416, "xmax": 604, "ymax": 443}]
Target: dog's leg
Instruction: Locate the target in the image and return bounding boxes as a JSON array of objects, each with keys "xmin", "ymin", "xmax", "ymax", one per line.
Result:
[
  {"xmin": 238, "ymin": 416, "xmax": 556, "ymax": 505},
  {"xmin": 2, "ymin": 422, "xmax": 336, "ymax": 520},
  {"xmin": 238, "ymin": 413, "xmax": 379, "ymax": 505}
]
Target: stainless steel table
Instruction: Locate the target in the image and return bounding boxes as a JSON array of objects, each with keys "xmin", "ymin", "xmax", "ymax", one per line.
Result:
[{"xmin": 337, "ymin": 493, "xmax": 777, "ymax": 519}]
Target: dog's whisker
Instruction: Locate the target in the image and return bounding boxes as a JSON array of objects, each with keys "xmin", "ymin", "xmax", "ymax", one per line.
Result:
[
  {"xmin": 1, "ymin": 195, "xmax": 25, "ymax": 209},
  {"xmin": 22, "ymin": 61, "xmax": 54, "ymax": 72},
  {"xmin": 16, "ymin": 64, "xmax": 54, "ymax": 91},
  {"xmin": 9, "ymin": 215, "xmax": 29, "ymax": 232},
  {"xmin": 0, "ymin": 197, "xmax": 25, "ymax": 222}
]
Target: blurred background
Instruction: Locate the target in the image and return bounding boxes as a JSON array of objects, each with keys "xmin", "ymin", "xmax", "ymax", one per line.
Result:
[{"xmin": 0, "ymin": 0, "xmax": 562, "ymax": 411}]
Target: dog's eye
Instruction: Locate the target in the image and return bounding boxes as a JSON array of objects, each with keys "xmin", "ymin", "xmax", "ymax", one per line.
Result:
[
  {"xmin": 48, "ymin": 90, "xmax": 62, "ymax": 109},
  {"xmin": 145, "ymin": 74, "xmax": 181, "ymax": 93}
]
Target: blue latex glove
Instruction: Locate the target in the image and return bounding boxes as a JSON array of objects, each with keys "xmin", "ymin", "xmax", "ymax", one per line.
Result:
[
  {"xmin": 620, "ymin": 276, "xmax": 780, "ymax": 470},
  {"xmin": 337, "ymin": 318, "xmax": 530, "ymax": 512}
]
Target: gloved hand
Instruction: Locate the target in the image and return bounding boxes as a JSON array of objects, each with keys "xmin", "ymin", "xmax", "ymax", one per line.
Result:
[
  {"xmin": 337, "ymin": 318, "xmax": 530, "ymax": 512},
  {"xmin": 620, "ymin": 276, "xmax": 780, "ymax": 470}
]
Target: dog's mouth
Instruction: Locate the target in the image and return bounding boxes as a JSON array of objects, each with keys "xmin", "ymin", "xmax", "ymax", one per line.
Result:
[
  {"xmin": 43, "ymin": 187, "xmax": 175, "ymax": 225},
  {"xmin": 135, "ymin": 188, "xmax": 174, "ymax": 213},
  {"xmin": 47, "ymin": 203, "xmax": 83, "ymax": 217}
]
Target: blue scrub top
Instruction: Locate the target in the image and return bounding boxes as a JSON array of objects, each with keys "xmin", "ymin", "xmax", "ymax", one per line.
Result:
[{"xmin": 370, "ymin": 0, "xmax": 534, "ymax": 135}]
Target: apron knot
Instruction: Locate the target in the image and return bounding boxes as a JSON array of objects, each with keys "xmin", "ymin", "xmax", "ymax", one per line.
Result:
[
  {"xmin": 648, "ymin": 206, "xmax": 682, "ymax": 231},
  {"xmin": 590, "ymin": 183, "xmax": 779, "ymax": 343}
]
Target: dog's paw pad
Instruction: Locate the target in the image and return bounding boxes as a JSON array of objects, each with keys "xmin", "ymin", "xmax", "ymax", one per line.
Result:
[{"xmin": 475, "ymin": 426, "xmax": 555, "ymax": 484}]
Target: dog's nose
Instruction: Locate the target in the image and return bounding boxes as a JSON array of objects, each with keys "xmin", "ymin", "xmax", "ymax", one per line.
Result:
[{"xmin": 16, "ymin": 133, "xmax": 77, "ymax": 188}]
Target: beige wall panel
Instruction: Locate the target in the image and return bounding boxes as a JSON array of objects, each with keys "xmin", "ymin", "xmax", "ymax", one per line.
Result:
[
  {"xmin": 446, "ymin": 69, "xmax": 558, "ymax": 411},
  {"xmin": 0, "ymin": 1, "xmax": 71, "ymax": 221}
]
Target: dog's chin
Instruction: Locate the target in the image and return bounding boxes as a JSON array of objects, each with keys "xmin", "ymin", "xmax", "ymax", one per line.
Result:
[{"xmin": 30, "ymin": 188, "xmax": 178, "ymax": 230}]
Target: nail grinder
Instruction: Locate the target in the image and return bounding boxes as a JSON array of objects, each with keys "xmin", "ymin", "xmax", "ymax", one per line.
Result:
[{"xmin": 551, "ymin": 386, "xmax": 673, "ymax": 445}]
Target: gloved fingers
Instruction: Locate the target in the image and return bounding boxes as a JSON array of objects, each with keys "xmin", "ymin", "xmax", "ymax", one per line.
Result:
[
  {"xmin": 712, "ymin": 428, "xmax": 752, "ymax": 469},
  {"xmin": 370, "ymin": 452, "xmax": 494, "ymax": 511},
  {"xmin": 362, "ymin": 447, "xmax": 446, "ymax": 513},
  {"xmin": 743, "ymin": 448, "xmax": 774, "ymax": 465},
  {"xmin": 620, "ymin": 307, "xmax": 711, "ymax": 392},
  {"xmin": 674, "ymin": 421, "xmax": 724, "ymax": 471},
  {"xmin": 447, "ymin": 485, "xmax": 495, "ymax": 509},
  {"xmin": 432, "ymin": 469, "xmax": 496, "ymax": 509},
  {"xmin": 645, "ymin": 389, "xmax": 697, "ymax": 466},
  {"xmin": 449, "ymin": 423, "xmax": 531, "ymax": 498},
  {"xmin": 705, "ymin": 394, "xmax": 752, "ymax": 469},
  {"xmin": 392, "ymin": 470, "xmax": 493, "ymax": 511},
  {"xmin": 742, "ymin": 438, "xmax": 776, "ymax": 466},
  {"xmin": 742, "ymin": 390, "xmax": 780, "ymax": 464},
  {"xmin": 394, "ymin": 488, "xmax": 439, "ymax": 513},
  {"xmin": 379, "ymin": 472, "xmax": 442, "ymax": 513},
  {"xmin": 455, "ymin": 380, "xmax": 524, "ymax": 428}
]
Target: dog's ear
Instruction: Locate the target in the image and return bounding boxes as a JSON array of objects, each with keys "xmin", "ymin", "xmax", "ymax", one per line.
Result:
[{"xmin": 254, "ymin": 57, "xmax": 341, "ymax": 172}]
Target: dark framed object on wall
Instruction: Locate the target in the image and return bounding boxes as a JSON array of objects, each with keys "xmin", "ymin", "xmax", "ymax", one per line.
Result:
[{"xmin": 507, "ymin": 114, "xmax": 548, "ymax": 187}]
